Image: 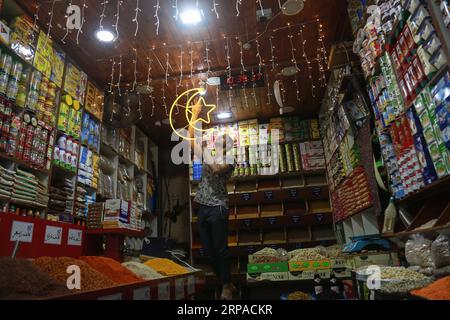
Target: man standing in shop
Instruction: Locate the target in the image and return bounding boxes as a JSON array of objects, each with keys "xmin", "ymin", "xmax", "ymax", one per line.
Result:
[{"xmin": 189, "ymin": 104, "xmax": 236, "ymax": 300}]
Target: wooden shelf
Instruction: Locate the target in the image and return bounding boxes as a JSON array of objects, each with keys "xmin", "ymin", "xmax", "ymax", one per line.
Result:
[
  {"xmin": 397, "ymin": 175, "xmax": 450, "ymax": 204},
  {"xmin": 86, "ymin": 228, "xmax": 147, "ymax": 237},
  {"xmin": 383, "ymin": 224, "xmax": 450, "ymax": 239}
]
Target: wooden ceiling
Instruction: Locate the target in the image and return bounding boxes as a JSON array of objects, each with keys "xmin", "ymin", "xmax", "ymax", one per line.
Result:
[{"xmin": 16, "ymin": 0, "xmax": 353, "ymax": 144}]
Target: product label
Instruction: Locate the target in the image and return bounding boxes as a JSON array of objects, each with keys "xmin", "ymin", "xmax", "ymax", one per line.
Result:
[
  {"xmin": 133, "ymin": 286, "xmax": 150, "ymax": 300},
  {"xmin": 10, "ymin": 221, "xmax": 34, "ymax": 243},
  {"xmin": 264, "ymin": 191, "xmax": 274, "ymax": 200},
  {"xmin": 313, "ymin": 187, "xmax": 322, "ymax": 197},
  {"xmin": 44, "ymin": 226, "xmax": 63, "ymax": 245},
  {"xmin": 288, "ymin": 189, "xmax": 298, "ymax": 198},
  {"xmin": 291, "ymin": 216, "xmax": 301, "ymax": 224},
  {"xmin": 158, "ymin": 282, "xmax": 170, "ymax": 300},
  {"xmin": 67, "ymin": 229, "xmax": 83, "ymax": 246},
  {"xmin": 175, "ymin": 278, "xmax": 185, "ymax": 300},
  {"xmin": 242, "ymin": 193, "xmax": 251, "ymax": 201}
]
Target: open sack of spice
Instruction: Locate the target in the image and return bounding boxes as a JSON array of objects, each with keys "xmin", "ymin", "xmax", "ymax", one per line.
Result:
[
  {"xmin": 431, "ymin": 233, "xmax": 450, "ymax": 278},
  {"xmin": 249, "ymin": 247, "xmax": 289, "ymax": 264}
]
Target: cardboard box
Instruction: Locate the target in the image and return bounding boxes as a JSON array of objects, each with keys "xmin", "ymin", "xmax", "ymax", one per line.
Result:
[
  {"xmin": 247, "ymin": 272, "xmax": 289, "ymax": 282},
  {"xmin": 288, "ymin": 269, "xmax": 331, "ymax": 281},
  {"xmin": 288, "ymin": 260, "xmax": 331, "ymax": 271},
  {"xmin": 104, "ymin": 199, "xmax": 129, "ymax": 223}
]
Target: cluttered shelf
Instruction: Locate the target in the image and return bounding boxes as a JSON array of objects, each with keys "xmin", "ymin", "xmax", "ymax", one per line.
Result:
[
  {"xmin": 396, "ymin": 175, "xmax": 450, "ymax": 204},
  {"xmin": 0, "ymin": 151, "xmax": 50, "ymax": 175}
]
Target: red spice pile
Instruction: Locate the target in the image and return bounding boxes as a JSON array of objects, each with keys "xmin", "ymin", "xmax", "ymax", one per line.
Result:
[
  {"xmin": 79, "ymin": 256, "xmax": 143, "ymax": 285},
  {"xmin": 411, "ymin": 276, "xmax": 450, "ymax": 300}
]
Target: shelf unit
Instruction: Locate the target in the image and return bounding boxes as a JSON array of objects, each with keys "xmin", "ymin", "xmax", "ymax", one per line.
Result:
[{"xmin": 188, "ymin": 126, "xmax": 336, "ymax": 279}]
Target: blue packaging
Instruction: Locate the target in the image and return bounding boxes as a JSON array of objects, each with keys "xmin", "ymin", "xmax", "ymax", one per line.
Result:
[{"xmin": 414, "ymin": 134, "xmax": 438, "ymax": 185}]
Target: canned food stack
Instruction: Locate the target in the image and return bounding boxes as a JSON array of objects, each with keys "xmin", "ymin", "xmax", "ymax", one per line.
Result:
[{"xmin": 54, "ymin": 133, "xmax": 79, "ymax": 172}]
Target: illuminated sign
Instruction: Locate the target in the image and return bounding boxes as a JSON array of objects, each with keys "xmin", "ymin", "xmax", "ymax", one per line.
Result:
[{"xmin": 170, "ymin": 88, "xmax": 216, "ymax": 141}]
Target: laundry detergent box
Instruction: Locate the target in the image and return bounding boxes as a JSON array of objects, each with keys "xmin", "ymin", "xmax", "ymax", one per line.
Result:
[{"xmin": 104, "ymin": 199, "xmax": 130, "ymax": 223}]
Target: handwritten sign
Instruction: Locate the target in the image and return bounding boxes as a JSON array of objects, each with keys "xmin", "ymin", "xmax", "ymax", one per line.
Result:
[
  {"xmin": 10, "ymin": 221, "xmax": 34, "ymax": 243},
  {"xmin": 288, "ymin": 189, "xmax": 298, "ymax": 198},
  {"xmin": 241, "ymin": 193, "xmax": 251, "ymax": 201},
  {"xmin": 67, "ymin": 229, "xmax": 83, "ymax": 246},
  {"xmin": 98, "ymin": 293, "xmax": 122, "ymax": 300},
  {"xmin": 264, "ymin": 191, "xmax": 274, "ymax": 200},
  {"xmin": 175, "ymin": 278, "xmax": 185, "ymax": 300},
  {"xmin": 291, "ymin": 216, "xmax": 301, "ymax": 224},
  {"xmin": 187, "ymin": 276, "xmax": 196, "ymax": 295},
  {"xmin": 133, "ymin": 286, "xmax": 151, "ymax": 300},
  {"xmin": 44, "ymin": 226, "xmax": 63, "ymax": 245},
  {"xmin": 312, "ymin": 187, "xmax": 322, "ymax": 197},
  {"xmin": 158, "ymin": 282, "xmax": 170, "ymax": 300}
]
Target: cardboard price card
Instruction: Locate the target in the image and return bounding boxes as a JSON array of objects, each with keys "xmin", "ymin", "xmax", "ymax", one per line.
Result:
[
  {"xmin": 133, "ymin": 286, "xmax": 151, "ymax": 300},
  {"xmin": 187, "ymin": 276, "xmax": 196, "ymax": 295},
  {"xmin": 10, "ymin": 221, "xmax": 34, "ymax": 243},
  {"xmin": 158, "ymin": 282, "xmax": 170, "ymax": 300}
]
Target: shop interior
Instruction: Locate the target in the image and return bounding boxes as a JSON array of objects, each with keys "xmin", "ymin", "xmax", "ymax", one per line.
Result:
[{"xmin": 0, "ymin": 0, "xmax": 449, "ymax": 301}]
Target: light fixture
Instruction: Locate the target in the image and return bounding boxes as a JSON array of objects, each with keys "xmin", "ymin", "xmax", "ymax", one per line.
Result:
[
  {"xmin": 180, "ymin": 8, "xmax": 202, "ymax": 25},
  {"xmin": 215, "ymin": 112, "xmax": 232, "ymax": 120},
  {"xmin": 96, "ymin": 29, "xmax": 115, "ymax": 42}
]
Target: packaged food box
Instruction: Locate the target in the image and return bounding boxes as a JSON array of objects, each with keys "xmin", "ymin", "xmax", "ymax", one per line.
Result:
[
  {"xmin": 344, "ymin": 252, "xmax": 400, "ymax": 269},
  {"xmin": 288, "ymin": 269, "xmax": 330, "ymax": 281},
  {"xmin": 0, "ymin": 20, "xmax": 10, "ymax": 45}
]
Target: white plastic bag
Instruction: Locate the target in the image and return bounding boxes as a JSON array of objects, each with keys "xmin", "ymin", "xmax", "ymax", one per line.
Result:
[
  {"xmin": 431, "ymin": 233, "xmax": 450, "ymax": 269},
  {"xmin": 405, "ymin": 234, "xmax": 434, "ymax": 269}
]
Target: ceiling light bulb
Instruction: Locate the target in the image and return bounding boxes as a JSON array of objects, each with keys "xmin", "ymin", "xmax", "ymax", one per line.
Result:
[
  {"xmin": 96, "ymin": 29, "xmax": 115, "ymax": 42},
  {"xmin": 180, "ymin": 9, "xmax": 202, "ymax": 25},
  {"xmin": 216, "ymin": 112, "xmax": 232, "ymax": 120}
]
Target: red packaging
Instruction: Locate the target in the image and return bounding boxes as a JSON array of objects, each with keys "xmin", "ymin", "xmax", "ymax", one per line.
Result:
[
  {"xmin": 398, "ymin": 78, "xmax": 409, "ymax": 100},
  {"xmin": 403, "ymin": 72, "xmax": 414, "ymax": 97},
  {"xmin": 396, "ymin": 43, "xmax": 404, "ymax": 65},
  {"xmin": 404, "ymin": 25, "xmax": 415, "ymax": 51},
  {"xmin": 408, "ymin": 64, "xmax": 418, "ymax": 91},
  {"xmin": 412, "ymin": 56, "xmax": 425, "ymax": 82},
  {"xmin": 399, "ymin": 33, "xmax": 409, "ymax": 59}
]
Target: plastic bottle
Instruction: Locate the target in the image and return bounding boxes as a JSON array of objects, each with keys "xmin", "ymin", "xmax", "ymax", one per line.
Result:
[{"xmin": 382, "ymin": 197, "xmax": 397, "ymax": 234}]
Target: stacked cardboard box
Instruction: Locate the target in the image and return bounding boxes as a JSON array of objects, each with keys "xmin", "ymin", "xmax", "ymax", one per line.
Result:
[
  {"xmin": 299, "ymin": 141, "xmax": 326, "ymax": 171},
  {"xmin": 87, "ymin": 202, "xmax": 104, "ymax": 229},
  {"xmin": 103, "ymin": 199, "xmax": 130, "ymax": 229}
]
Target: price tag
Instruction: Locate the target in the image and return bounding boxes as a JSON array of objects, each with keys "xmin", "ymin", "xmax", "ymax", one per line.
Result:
[
  {"xmin": 10, "ymin": 221, "xmax": 34, "ymax": 243},
  {"xmin": 187, "ymin": 276, "xmax": 196, "ymax": 295},
  {"xmin": 318, "ymin": 270, "xmax": 330, "ymax": 279},
  {"xmin": 243, "ymin": 219, "xmax": 252, "ymax": 227},
  {"xmin": 44, "ymin": 226, "xmax": 63, "ymax": 245},
  {"xmin": 175, "ymin": 278, "xmax": 185, "ymax": 300},
  {"xmin": 267, "ymin": 217, "xmax": 277, "ymax": 225},
  {"xmin": 312, "ymin": 187, "xmax": 322, "ymax": 197},
  {"xmin": 67, "ymin": 229, "xmax": 83, "ymax": 246},
  {"xmin": 133, "ymin": 287, "xmax": 150, "ymax": 300},
  {"xmin": 98, "ymin": 293, "xmax": 122, "ymax": 300},
  {"xmin": 264, "ymin": 191, "xmax": 274, "ymax": 200},
  {"xmin": 315, "ymin": 214, "xmax": 325, "ymax": 222},
  {"xmin": 288, "ymin": 189, "xmax": 298, "ymax": 198},
  {"xmin": 158, "ymin": 282, "xmax": 170, "ymax": 300},
  {"xmin": 242, "ymin": 193, "xmax": 251, "ymax": 201},
  {"xmin": 291, "ymin": 216, "xmax": 301, "ymax": 224}
]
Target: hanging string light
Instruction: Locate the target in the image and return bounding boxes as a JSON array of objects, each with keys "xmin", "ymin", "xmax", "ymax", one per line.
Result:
[
  {"xmin": 226, "ymin": 39, "xmax": 232, "ymax": 81},
  {"xmin": 252, "ymin": 72, "xmax": 258, "ymax": 107},
  {"xmin": 146, "ymin": 54, "xmax": 153, "ymax": 91},
  {"xmin": 239, "ymin": 38, "xmax": 247, "ymax": 73},
  {"xmin": 174, "ymin": 79, "xmax": 180, "ymax": 115},
  {"xmin": 109, "ymin": 57, "xmax": 116, "ymax": 94},
  {"xmin": 287, "ymin": 24, "xmax": 299, "ymax": 71},
  {"xmin": 150, "ymin": 95, "xmax": 156, "ymax": 117},
  {"xmin": 61, "ymin": 0, "xmax": 72, "ymax": 43},
  {"xmin": 280, "ymin": 80, "xmax": 286, "ymax": 104},
  {"xmin": 317, "ymin": 18, "xmax": 328, "ymax": 87},
  {"xmin": 257, "ymin": 0, "xmax": 264, "ymax": 14},
  {"xmin": 179, "ymin": 46, "xmax": 184, "ymax": 87},
  {"xmin": 278, "ymin": 0, "xmax": 282, "ymax": 9},
  {"xmin": 236, "ymin": 0, "xmax": 242, "ymax": 16},
  {"xmin": 113, "ymin": 0, "xmax": 122, "ymax": 41},
  {"xmin": 32, "ymin": 3, "xmax": 40, "ymax": 31},
  {"xmin": 99, "ymin": 0, "xmax": 108, "ymax": 31},
  {"xmin": 299, "ymin": 25, "xmax": 315, "ymax": 97},
  {"xmin": 293, "ymin": 78, "xmax": 301, "ymax": 102},
  {"xmin": 205, "ymin": 41, "xmax": 211, "ymax": 79},
  {"xmin": 137, "ymin": 93, "xmax": 143, "ymax": 120},
  {"xmin": 132, "ymin": 0, "xmax": 142, "ymax": 37},
  {"xmin": 162, "ymin": 85, "xmax": 168, "ymax": 116},
  {"xmin": 132, "ymin": 48, "xmax": 138, "ymax": 91},
  {"xmin": 165, "ymin": 52, "xmax": 170, "ymax": 85},
  {"xmin": 243, "ymin": 87, "xmax": 249, "ymax": 109},
  {"xmin": 189, "ymin": 45, "xmax": 194, "ymax": 79},
  {"xmin": 76, "ymin": 0, "xmax": 87, "ymax": 45},
  {"xmin": 117, "ymin": 54, "xmax": 123, "ymax": 96},
  {"xmin": 212, "ymin": 0, "xmax": 219, "ymax": 19},
  {"xmin": 269, "ymin": 36, "xmax": 276, "ymax": 71},
  {"xmin": 265, "ymin": 72, "xmax": 271, "ymax": 105},
  {"xmin": 173, "ymin": 0, "xmax": 179, "ymax": 20},
  {"xmin": 154, "ymin": 0, "xmax": 161, "ymax": 36},
  {"xmin": 228, "ymin": 90, "xmax": 233, "ymax": 111},
  {"xmin": 255, "ymin": 38, "xmax": 263, "ymax": 74},
  {"xmin": 43, "ymin": 0, "xmax": 56, "ymax": 48}
]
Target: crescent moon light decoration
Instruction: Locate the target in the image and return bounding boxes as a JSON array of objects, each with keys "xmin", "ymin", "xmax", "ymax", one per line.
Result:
[{"xmin": 170, "ymin": 88, "xmax": 217, "ymax": 141}]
